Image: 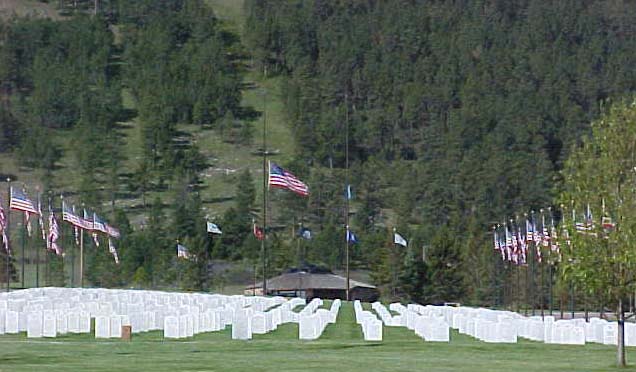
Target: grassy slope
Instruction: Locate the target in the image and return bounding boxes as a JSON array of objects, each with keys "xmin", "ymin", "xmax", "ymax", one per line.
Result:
[
  {"xmin": 0, "ymin": 0, "xmax": 295, "ymax": 218},
  {"xmin": 0, "ymin": 0, "xmax": 295, "ymax": 287},
  {"xmin": 0, "ymin": 302, "xmax": 632, "ymax": 372}
]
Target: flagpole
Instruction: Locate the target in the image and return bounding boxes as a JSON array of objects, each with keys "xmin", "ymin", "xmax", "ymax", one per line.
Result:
[
  {"xmin": 261, "ymin": 73, "xmax": 268, "ymax": 296},
  {"xmin": 80, "ymin": 203, "xmax": 84, "ymax": 288},
  {"xmin": 35, "ymin": 211, "xmax": 39, "ymax": 288},
  {"xmin": 35, "ymin": 191, "xmax": 40, "ymax": 288},
  {"xmin": 345, "ymin": 92, "xmax": 350, "ymax": 301},
  {"xmin": 6, "ymin": 177, "xmax": 10, "ymax": 292},
  {"xmin": 21, "ymin": 190, "xmax": 25, "ymax": 288},
  {"xmin": 46, "ymin": 194, "xmax": 52, "ymax": 287},
  {"xmin": 392, "ymin": 228, "xmax": 398, "ymax": 299}
]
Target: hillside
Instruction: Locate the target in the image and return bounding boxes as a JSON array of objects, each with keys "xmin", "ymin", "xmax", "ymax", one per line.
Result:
[{"xmin": 0, "ymin": 0, "xmax": 293, "ymax": 223}]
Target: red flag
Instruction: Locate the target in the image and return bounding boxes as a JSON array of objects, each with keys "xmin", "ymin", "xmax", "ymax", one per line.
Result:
[{"xmin": 253, "ymin": 221, "xmax": 264, "ymax": 241}]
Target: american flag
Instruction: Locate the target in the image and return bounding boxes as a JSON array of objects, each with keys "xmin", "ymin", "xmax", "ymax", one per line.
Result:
[
  {"xmin": 517, "ymin": 227, "xmax": 527, "ymax": 264},
  {"xmin": 268, "ymin": 162, "xmax": 309, "ymax": 197},
  {"xmin": 106, "ymin": 224, "xmax": 120, "ymax": 239},
  {"xmin": 542, "ymin": 214, "xmax": 550, "ymax": 247},
  {"xmin": 82, "ymin": 209, "xmax": 95, "ymax": 231},
  {"xmin": 511, "ymin": 226, "xmax": 519, "ymax": 264},
  {"xmin": 0, "ymin": 200, "xmax": 9, "ymax": 254},
  {"xmin": 497, "ymin": 229, "xmax": 505, "ymax": 261},
  {"xmin": 63, "ymin": 203, "xmax": 82, "ymax": 245},
  {"xmin": 62, "ymin": 202, "xmax": 81, "ymax": 226},
  {"xmin": 108, "ymin": 238, "xmax": 120, "ymax": 264},
  {"xmin": 48, "ymin": 210, "xmax": 62, "ymax": 256},
  {"xmin": 9, "ymin": 187, "xmax": 38, "ymax": 214},
  {"xmin": 93, "ymin": 213, "xmax": 108, "ymax": 234},
  {"xmin": 526, "ymin": 218, "xmax": 534, "ymax": 242},
  {"xmin": 504, "ymin": 226, "xmax": 512, "ymax": 261}
]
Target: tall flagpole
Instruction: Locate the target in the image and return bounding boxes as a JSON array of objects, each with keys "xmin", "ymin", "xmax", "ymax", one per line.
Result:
[
  {"xmin": 261, "ymin": 69, "xmax": 268, "ymax": 296},
  {"xmin": 21, "ymin": 187, "xmax": 25, "ymax": 288},
  {"xmin": 36, "ymin": 193, "xmax": 40, "ymax": 288},
  {"xmin": 345, "ymin": 93, "xmax": 350, "ymax": 301},
  {"xmin": 80, "ymin": 203, "xmax": 85, "ymax": 288},
  {"xmin": 6, "ymin": 177, "xmax": 11, "ymax": 292}
]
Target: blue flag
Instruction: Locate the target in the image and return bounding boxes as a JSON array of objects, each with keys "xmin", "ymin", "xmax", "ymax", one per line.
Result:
[
  {"xmin": 298, "ymin": 227, "xmax": 312, "ymax": 240},
  {"xmin": 347, "ymin": 229, "xmax": 358, "ymax": 244}
]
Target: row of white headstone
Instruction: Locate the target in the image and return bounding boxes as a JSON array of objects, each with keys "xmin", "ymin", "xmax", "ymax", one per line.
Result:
[
  {"xmin": 363, "ymin": 302, "xmax": 451, "ymax": 342},
  {"xmin": 0, "ymin": 287, "xmax": 301, "ymax": 339},
  {"xmin": 448, "ymin": 306, "xmax": 636, "ymax": 345},
  {"xmin": 230, "ymin": 297, "xmax": 308, "ymax": 340},
  {"xmin": 354, "ymin": 301, "xmax": 382, "ymax": 341},
  {"xmin": 299, "ymin": 299, "xmax": 340, "ymax": 340}
]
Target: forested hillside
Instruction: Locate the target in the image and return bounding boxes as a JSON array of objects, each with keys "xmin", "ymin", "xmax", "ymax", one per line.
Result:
[
  {"xmin": 243, "ymin": 0, "xmax": 636, "ymax": 303},
  {"xmin": 1, "ymin": 0, "xmax": 636, "ymax": 304},
  {"xmin": 0, "ymin": 0, "xmax": 260, "ymax": 290}
]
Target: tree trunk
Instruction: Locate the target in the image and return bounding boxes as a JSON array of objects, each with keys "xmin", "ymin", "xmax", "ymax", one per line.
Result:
[{"xmin": 617, "ymin": 298, "xmax": 626, "ymax": 367}]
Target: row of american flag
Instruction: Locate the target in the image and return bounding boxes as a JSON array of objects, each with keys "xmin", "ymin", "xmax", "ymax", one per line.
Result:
[
  {"xmin": 0, "ymin": 186, "xmax": 121, "ymax": 264},
  {"xmin": 492, "ymin": 204, "xmax": 615, "ymax": 265}
]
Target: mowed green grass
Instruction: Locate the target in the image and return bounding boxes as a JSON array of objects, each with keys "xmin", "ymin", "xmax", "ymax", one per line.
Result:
[{"xmin": 0, "ymin": 302, "xmax": 632, "ymax": 372}]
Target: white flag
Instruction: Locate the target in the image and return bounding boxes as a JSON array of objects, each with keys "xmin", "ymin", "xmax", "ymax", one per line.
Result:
[
  {"xmin": 206, "ymin": 222, "xmax": 222, "ymax": 234},
  {"xmin": 394, "ymin": 232, "xmax": 407, "ymax": 247}
]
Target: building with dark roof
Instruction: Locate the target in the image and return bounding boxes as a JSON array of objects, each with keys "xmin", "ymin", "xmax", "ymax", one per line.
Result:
[{"xmin": 245, "ymin": 270, "xmax": 379, "ymax": 302}]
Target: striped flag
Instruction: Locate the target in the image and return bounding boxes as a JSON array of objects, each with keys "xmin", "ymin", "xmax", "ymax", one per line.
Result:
[
  {"xmin": 62, "ymin": 203, "xmax": 81, "ymax": 245},
  {"xmin": 0, "ymin": 200, "xmax": 9, "ymax": 254},
  {"xmin": 48, "ymin": 210, "xmax": 62, "ymax": 256},
  {"xmin": 268, "ymin": 162, "xmax": 309, "ymax": 197},
  {"xmin": 526, "ymin": 218, "xmax": 534, "ymax": 242},
  {"xmin": 504, "ymin": 225, "xmax": 512, "ymax": 261},
  {"xmin": 10, "ymin": 187, "xmax": 38, "ymax": 214},
  {"xmin": 84, "ymin": 210, "xmax": 99, "ymax": 246},
  {"xmin": 517, "ymin": 226, "xmax": 527, "ymax": 264},
  {"xmin": 81, "ymin": 209, "xmax": 95, "ymax": 231},
  {"xmin": 93, "ymin": 213, "xmax": 108, "ymax": 234},
  {"xmin": 106, "ymin": 224, "xmax": 120, "ymax": 239}
]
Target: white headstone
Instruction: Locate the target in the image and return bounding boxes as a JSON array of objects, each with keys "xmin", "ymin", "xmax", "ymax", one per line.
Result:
[
  {"xmin": 42, "ymin": 312, "xmax": 57, "ymax": 338},
  {"xmin": 56, "ymin": 312, "xmax": 68, "ymax": 335},
  {"xmin": 110, "ymin": 316, "xmax": 122, "ymax": 338},
  {"xmin": 95, "ymin": 316, "xmax": 110, "ymax": 338},
  {"xmin": 252, "ymin": 313, "xmax": 267, "ymax": 335},
  {"xmin": 299, "ymin": 314, "xmax": 318, "ymax": 340},
  {"xmin": 79, "ymin": 312, "xmax": 91, "ymax": 333},
  {"xmin": 27, "ymin": 312, "xmax": 43, "ymax": 338},
  {"xmin": 68, "ymin": 313, "xmax": 80, "ymax": 333},
  {"xmin": 363, "ymin": 319, "xmax": 383, "ymax": 341},
  {"xmin": 179, "ymin": 315, "xmax": 188, "ymax": 338},
  {"xmin": 232, "ymin": 310, "xmax": 252, "ymax": 340},
  {"xmin": 164, "ymin": 316, "xmax": 180, "ymax": 339},
  {"xmin": 5, "ymin": 311, "xmax": 19, "ymax": 334}
]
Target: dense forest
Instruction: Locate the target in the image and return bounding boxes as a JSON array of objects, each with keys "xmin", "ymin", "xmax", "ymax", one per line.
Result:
[
  {"xmin": 243, "ymin": 0, "xmax": 636, "ymax": 303},
  {"xmin": 0, "ymin": 0, "xmax": 635, "ymax": 305}
]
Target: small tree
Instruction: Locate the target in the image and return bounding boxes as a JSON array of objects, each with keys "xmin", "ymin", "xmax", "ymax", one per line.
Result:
[{"xmin": 559, "ymin": 98, "xmax": 636, "ymax": 367}]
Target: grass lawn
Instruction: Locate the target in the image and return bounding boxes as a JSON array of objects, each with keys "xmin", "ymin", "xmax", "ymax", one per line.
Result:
[{"xmin": 0, "ymin": 302, "xmax": 633, "ymax": 372}]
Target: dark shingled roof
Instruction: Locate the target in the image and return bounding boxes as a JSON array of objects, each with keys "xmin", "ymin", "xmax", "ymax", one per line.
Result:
[{"xmin": 247, "ymin": 272, "xmax": 376, "ymax": 291}]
